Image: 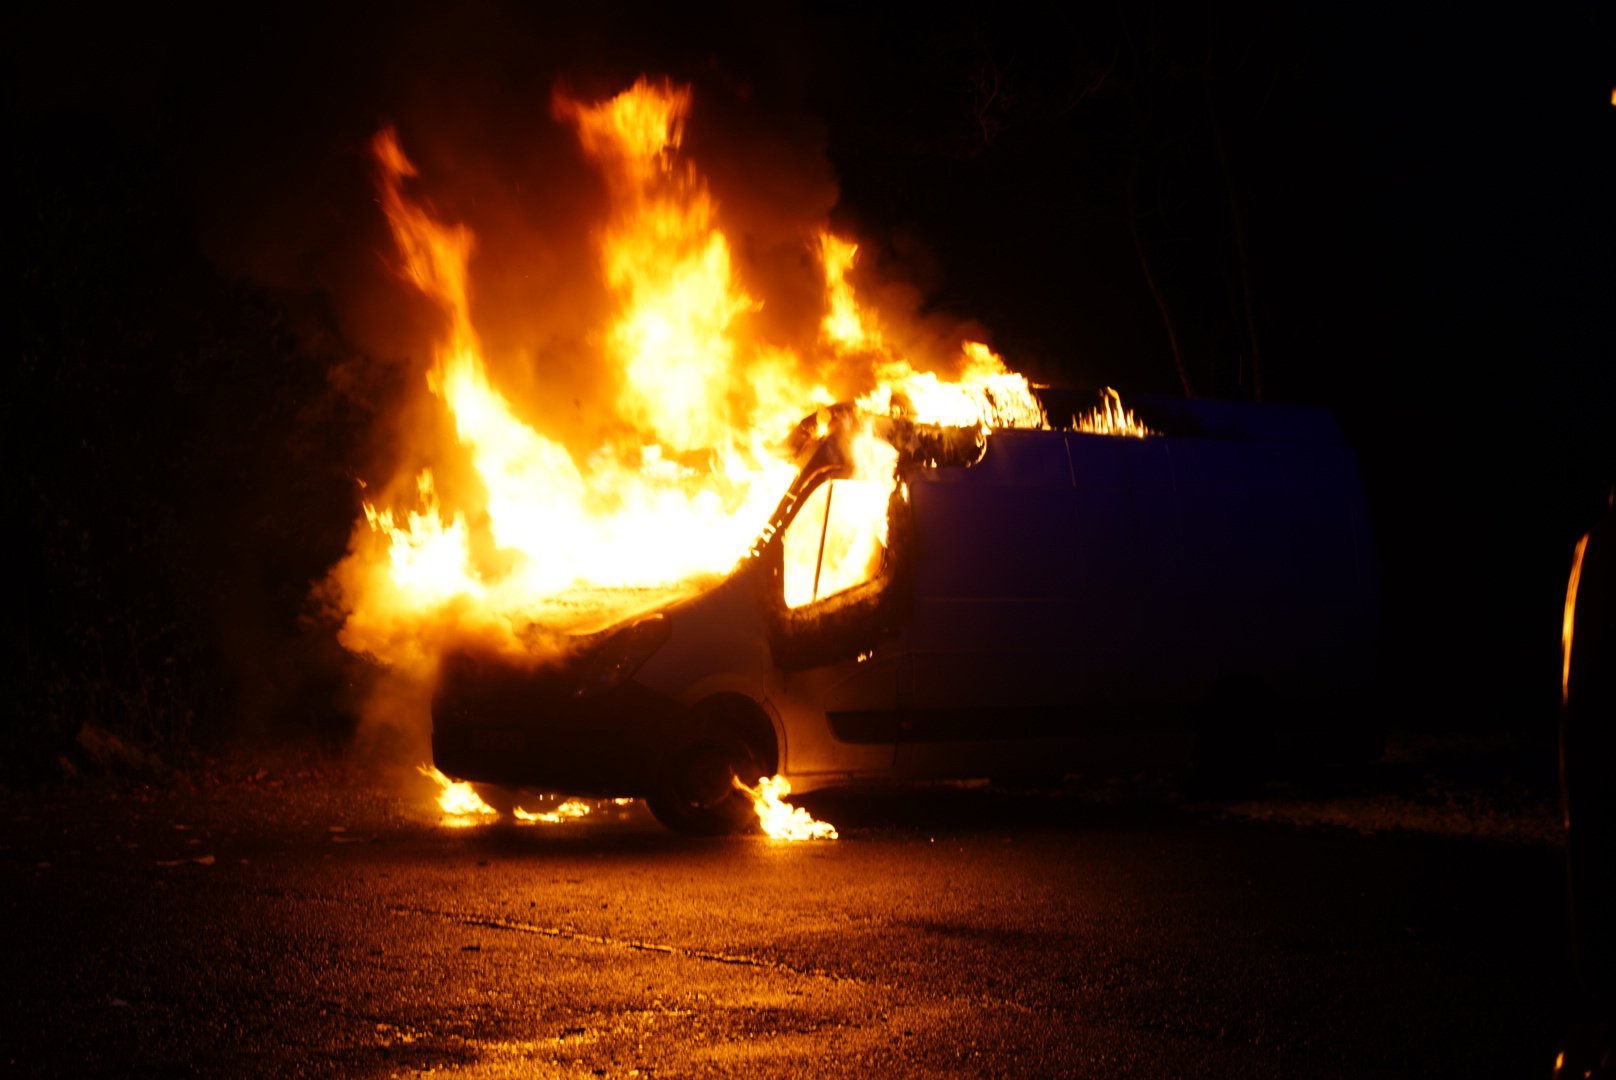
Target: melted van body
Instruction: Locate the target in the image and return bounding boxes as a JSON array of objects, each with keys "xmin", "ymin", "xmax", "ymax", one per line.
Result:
[{"xmin": 432, "ymin": 393, "xmax": 1379, "ymax": 832}]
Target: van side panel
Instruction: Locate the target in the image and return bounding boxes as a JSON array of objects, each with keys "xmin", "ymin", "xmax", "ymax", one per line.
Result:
[
  {"xmin": 1156, "ymin": 437, "xmax": 1377, "ymax": 699},
  {"xmin": 1064, "ymin": 434, "xmax": 1178, "ymax": 702},
  {"xmin": 904, "ymin": 433, "xmax": 1083, "ymax": 727},
  {"xmin": 905, "ymin": 432, "xmax": 1181, "ymax": 727},
  {"xmin": 896, "ymin": 422, "xmax": 1377, "ymax": 766},
  {"xmin": 769, "ymin": 655, "xmax": 899, "ymax": 778}
]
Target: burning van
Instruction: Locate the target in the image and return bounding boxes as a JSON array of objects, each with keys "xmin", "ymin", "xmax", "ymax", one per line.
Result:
[{"xmin": 431, "ymin": 388, "xmax": 1380, "ymax": 833}]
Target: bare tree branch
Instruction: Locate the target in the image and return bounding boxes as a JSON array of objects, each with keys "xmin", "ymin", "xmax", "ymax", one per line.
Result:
[{"xmin": 1126, "ymin": 151, "xmax": 1195, "ymax": 397}]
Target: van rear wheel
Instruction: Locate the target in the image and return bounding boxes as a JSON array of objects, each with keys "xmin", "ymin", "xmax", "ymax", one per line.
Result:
[{"xmin": 646, "ymin": 697, "xmax": 776, "ymax": 836}]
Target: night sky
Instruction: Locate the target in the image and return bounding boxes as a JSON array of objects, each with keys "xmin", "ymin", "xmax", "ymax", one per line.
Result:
[{"xmin": 8, "ymin": 2, "xmax": 1613, "ymax": 765}]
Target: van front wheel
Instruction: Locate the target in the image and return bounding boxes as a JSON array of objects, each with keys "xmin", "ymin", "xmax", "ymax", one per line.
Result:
[{"xmin": 646, "ymin": 697, "xmax": 775, "ymax": 836}]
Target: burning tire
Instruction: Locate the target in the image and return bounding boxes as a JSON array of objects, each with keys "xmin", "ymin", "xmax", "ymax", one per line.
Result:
[{"xmin": 646, "ymin": 696, "xmax": 776, "ymax": 836}]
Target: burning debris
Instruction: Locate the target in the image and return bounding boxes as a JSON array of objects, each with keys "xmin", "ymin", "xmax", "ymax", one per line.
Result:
[{"xmin": 512, "ymin": 801, "xmax": 592, "ymax": 825}]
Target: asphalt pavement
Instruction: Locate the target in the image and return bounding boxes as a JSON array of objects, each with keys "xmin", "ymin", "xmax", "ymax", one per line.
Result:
[{"xmin": 0, "ymin": 744, "xmax": 1570, "ymax": 1078}]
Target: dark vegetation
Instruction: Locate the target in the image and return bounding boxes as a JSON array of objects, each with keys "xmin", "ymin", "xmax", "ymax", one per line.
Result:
[
  {"xmin": 10, "ymin": 117, "xmax": 373, "ymax": 775},
  {"xmin": 7, "ymin": 3, "xmax": 1612, "ymax": 777}
]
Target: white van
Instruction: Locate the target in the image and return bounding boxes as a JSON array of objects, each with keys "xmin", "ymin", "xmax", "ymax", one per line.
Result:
[{"xmin": 432, "ymin": 391, "xmax": 1380, "ymax": 833}]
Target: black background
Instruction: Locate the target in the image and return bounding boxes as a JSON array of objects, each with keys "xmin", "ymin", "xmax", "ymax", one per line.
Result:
[{"xmin": 8, "ymin": 2, "xmax": 1612, "ymax": 766}]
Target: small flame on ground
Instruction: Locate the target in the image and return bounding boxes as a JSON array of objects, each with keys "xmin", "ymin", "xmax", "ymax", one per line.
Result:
[
  {"xmin": 418, "ymin": 763, "xmax": 498, "ymax": 825},
  {"xmin": 417, "ymin": 768, "xmax": 639, "ymax": 827},
  {"xmin": 732, "ymin": 775, "xmax": 839, "ymax": 841},
  {"xmin": 513, "ymin": 800, "xmax": 593, "ymax": 824},
  {"xmin": 1073, "ymin": 387, "xmax": 1154, "ymax": 437},
  {"xmin": 1562, "ymin": 533, "xmax": 1588, "ymax": 705}
]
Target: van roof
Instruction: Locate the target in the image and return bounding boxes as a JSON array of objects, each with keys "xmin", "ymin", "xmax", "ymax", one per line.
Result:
[{"xmin": 1036, "ymin": 389, "xmax": 1344, "ymax": 446}]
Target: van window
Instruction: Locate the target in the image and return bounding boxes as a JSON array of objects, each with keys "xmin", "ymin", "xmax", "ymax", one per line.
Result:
[{"xmin": 781, "ymin": 477, "xmax": 891, "ymax": 608}]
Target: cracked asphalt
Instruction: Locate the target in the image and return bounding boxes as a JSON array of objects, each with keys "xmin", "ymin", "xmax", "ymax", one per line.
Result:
[{"xmin": 0, "ymin": 752, "xmax": 1571, "ymax": 1078}]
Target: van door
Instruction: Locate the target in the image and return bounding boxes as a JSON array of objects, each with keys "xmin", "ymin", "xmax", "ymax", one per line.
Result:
[
  {"xmin": 758, "ymin": 474, "xmax": 909, "ymax": 774},
  {"xmin": 901, "ymin": 431, "xmax": 1081, "ymax": 746},
  {"xmin": 901, "ymin": 432, "xmax": 1180, "ymax": 747}
]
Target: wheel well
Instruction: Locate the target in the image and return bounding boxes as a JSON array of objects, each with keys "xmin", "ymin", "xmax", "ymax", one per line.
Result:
[{"xmin": 689, "ymin": 693, "xmax": 779, "ymax": 777}]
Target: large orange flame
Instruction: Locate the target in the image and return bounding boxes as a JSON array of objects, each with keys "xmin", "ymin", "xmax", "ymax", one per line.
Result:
[{"xmin": 329, "ymin": 77, "xmax": 1051, "ymax": 681}]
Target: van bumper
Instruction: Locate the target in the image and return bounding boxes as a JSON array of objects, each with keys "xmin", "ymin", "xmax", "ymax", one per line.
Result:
[{"xmin": 431, "ymin": 652, "xmax": 683, "ymax": 797}]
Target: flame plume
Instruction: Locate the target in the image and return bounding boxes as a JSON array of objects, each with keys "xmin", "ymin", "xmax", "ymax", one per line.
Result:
[{"xmin": 331, "ymin": 78, "xmax": 1050, "ymax": 678}]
